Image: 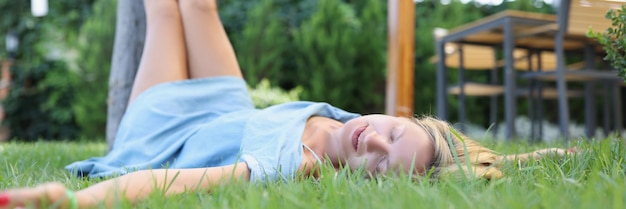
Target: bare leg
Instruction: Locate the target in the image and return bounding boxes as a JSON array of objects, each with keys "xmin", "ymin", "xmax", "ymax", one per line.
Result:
[
  {"xmin": 179, "ymin": 0, "xmax": 243, "ymax": 79},
  {"xmin": 129, "ymin": 0, "xmax": 189, "ymax": 104}
]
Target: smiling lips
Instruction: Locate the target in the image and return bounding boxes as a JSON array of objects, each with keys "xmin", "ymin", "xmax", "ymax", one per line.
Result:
[{"xmin": 352, "ymin": 126, "xmax": 367, "ymax": 151}]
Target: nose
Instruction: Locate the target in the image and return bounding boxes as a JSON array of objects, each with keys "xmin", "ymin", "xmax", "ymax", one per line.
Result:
[{"xmin": 364, "ymin": 132, "xmax": 391, "ymax": 154}]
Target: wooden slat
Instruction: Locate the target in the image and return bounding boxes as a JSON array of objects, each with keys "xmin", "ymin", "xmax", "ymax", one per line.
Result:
[
  {"xmin": 448, "ymin": 10, "xmax": 556, "ymax": 35},
  {"xmin": 516, "ymin": 37, "xmax": 585, "ymax": 50},
  {"xmin": 516, "ymin": 23, "xmax": 559, "ymax": 38},
  {"xmin": 460, "ymin": 32, "xmax": 586, "ymax": 50},
  {"xmin": 533, "ymin": 71, "xmax": 621, "ymax": 81},
  {"xmin": 511, "ymin": 50, "xmax": 559, "ymax": 71},
  {"xmin": 448, "ymin": 83, "xmax": 586, "ymax": 98},
  {"xmin": 448, "ymin": 82, "xmax": 505, "ymax": 96},
  {"xmin": 432, "ymin": 46, "xmax": 562, "ymax": 71},
  {"xmin": 569, "ymin": 0, "xmax": 616, "ymax": 36},
  {"xmin": 386, "ymin": 0, "xmax": 415, "ymax": 117},
  {"xmin": 430, "ymin": 44, "xmax": 497, "ymax": 70},
  {"xmin": 519, "ymin": 88, "xmax": 584, "ymax": 99}
]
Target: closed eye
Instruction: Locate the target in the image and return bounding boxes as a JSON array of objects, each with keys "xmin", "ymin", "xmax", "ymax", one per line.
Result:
[
  {"xmin": 391, "ymin": 125, "xmax": 407, "ymax": 142},
  {"xmin": 376, "ymin": 155, "xmax": 389, "ymax": 174}
]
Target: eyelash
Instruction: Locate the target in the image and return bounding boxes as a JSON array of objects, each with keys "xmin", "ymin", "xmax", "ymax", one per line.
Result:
[
  {"xmin": 376, "ymin": 155, "xmax": 388, "ymax": 173},
  {"xmin": 379, "ymin": 125, "xmax": 404, "ymax": 173},
  {"xmin": 390, "ymin": 130, "xmax": 399, "ymax": 142},
  {"xmin": 390, "ymin": 125, "xmax": 406, "ymax": 142}
]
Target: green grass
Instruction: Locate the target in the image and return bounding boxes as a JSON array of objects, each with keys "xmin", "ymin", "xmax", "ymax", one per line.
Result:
[{"xmin": 1, "ymin": 138, "xmax": 625, "ymax": 208}]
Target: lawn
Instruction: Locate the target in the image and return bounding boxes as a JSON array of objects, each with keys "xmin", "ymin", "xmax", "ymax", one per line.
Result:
[{"xmin": 0, "ymin": 138, "xmax": 624, "ymax": 209}]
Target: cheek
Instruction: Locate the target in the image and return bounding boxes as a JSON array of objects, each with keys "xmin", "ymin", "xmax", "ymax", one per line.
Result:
[
  {"xmin": 341, "ymin": 119, "xmax": 367, "ymax": 140},
  {"xmin": 346, "ymin": 156, "xmax": 370, "ymax": 170},
  {"xmin": 393, "ymin": 146, "xmax": 427, "ymax": 172}
]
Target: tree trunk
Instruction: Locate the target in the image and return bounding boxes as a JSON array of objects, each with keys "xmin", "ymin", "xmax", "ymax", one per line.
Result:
[{"xmin": 106, "ymin": 0, "xmax": 146, "ymax": 150}]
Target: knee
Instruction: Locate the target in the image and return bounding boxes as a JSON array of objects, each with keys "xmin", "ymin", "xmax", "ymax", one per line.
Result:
[
  {"xmin": 179, "ymin": 0, "xmax": 218, "ymax": 13},
  {"xmin": 144, "ymin": 0, "xmax": 182, "ymax": 21}
]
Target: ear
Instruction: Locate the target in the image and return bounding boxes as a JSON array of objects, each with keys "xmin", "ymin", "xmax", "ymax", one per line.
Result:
[
  {"xmin": 482, "ymin": 169, "xmax": 503, "ymax": 179},
  {"xmin": 476, "ymin": 165, "xmax": 503, "ymax": 180}
]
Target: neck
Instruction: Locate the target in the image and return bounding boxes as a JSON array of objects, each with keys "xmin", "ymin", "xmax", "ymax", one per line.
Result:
[
  {"xmin": 299, "ymin": 116, "xmax": 343, "ymax": 176},
  {"xmin": 300, "ymin": 145, "xmax": 321, "ymax": 178}
]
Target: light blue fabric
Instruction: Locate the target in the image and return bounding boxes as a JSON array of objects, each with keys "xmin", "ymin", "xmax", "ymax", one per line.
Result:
[
  {"xmin": 65, "ymin": 76, "xmax": 360, "ymax": 182},
  {"xmin": 239, "ymin": 101, "xmax": 359, "ymax": 182}
]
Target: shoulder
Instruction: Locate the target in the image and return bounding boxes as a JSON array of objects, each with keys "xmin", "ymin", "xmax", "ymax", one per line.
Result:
[{"xmin": 265, "ymin": 102, "xmax": 360, "ymax": 120}]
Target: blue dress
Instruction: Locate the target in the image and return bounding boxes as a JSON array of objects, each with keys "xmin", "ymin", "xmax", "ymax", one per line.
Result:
[{"xmin": 65, "ymin": 76, "xmax": 360, "ymax": 182}]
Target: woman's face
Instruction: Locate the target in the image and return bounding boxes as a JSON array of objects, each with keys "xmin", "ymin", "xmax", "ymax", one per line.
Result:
[{"xmin": 328, "ymin": 115, "xmax": 434, "ymax": 176}]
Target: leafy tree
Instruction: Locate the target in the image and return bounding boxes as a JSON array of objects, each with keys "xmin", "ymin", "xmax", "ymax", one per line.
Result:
[
  {"xmin": 293, "ymin": 0, "xmax": 386, "ymax": 113},
  {"xmin": 588, "ymin": 5, "xmax": 626, "ymax": 81},
  {"xmin": 0, "ymin": 0, "xmax": 96, "ymax": 140},
  {"xmin": 412, "ymin": 0, "xmax": 484, "ymax": 122},
  {"xmin": 350, "ymin": 0, "xmax": 387, "ymax": 113},
  {"xmin": 3, "ymin": 61, "xmax": 79, "ymax": 141},
  {"xmin": 234, "ymin": 0, "xmax": 289, "ymax": 86},
  {"xmin": 73, "ymin": 0, "xmax": 117, "ymax": 138},
  {"xmin": 220, "ymin": 0, "xmax": 317, "ymax": 90}
]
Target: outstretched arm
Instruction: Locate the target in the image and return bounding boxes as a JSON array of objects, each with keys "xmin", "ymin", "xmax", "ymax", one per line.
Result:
[
  {"xmin": 500, "ymin": 148, "xmax": 578, "ymax": 163},
  {"xmin": 0, "ymin": 162, "xmax": 249, "ymax": 208}
]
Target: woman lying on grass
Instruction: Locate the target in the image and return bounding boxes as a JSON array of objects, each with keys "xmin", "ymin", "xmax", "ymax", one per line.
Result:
[{"xmin": 0, "ymin": 0, "xmax": 577, "ymax": 208}]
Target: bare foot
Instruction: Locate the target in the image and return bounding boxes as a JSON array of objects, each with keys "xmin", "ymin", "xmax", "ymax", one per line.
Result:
[{"xmin": 0, "ymin": 182, "xmax": 69, "ymax": 209}]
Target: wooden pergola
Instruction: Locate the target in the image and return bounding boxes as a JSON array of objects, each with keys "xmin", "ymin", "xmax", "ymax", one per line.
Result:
[{"xmin": 386, "ymin": 0, "xmax": 415, "ymax": 117}]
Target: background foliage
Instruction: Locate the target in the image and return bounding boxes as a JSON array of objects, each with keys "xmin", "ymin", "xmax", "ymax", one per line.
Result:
[
  {"xmin": 0, "ymin": 0, "xmax": 97, "ymax": 140},
  {"xmin": 0, "ymin": 0, "xmax": 611, "ymax": 141},
  {"xmin": 71, "ymin": 0, "xmax": 116, "ymax": 138},
  {"xmin": 249, "ymin": 78, "xmax": 302, "ymax": 109},
  {"xmin": 589, "ymin": 5, "xmax": 626, "ymax": 81}
]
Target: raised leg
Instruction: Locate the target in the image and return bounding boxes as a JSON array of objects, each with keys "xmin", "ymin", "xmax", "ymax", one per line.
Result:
[
  {"xmin": 179, "ymin": 0, "xmax": 243, "ymax": 79},
  {"xmin": 129, "ymin": 0, "xmax": 189, "ymax": 104}
]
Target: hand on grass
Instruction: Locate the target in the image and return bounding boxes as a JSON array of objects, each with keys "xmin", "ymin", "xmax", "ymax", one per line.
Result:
[
  {"xmin": 502, "ymin": 147, "xmax": 581, "ymax": 163},
  {"xmin": 534, "ymin": 147, "xmax": 580, "ymax": 158},
  {"xmin": 0, "ymin": 182, "xmax": 69, "ymax": 209}
]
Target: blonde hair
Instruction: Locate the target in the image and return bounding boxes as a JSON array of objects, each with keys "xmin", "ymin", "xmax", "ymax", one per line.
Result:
[{"xmin": 413, "ymin": 116, "xmax": 503, "ymax": 180}]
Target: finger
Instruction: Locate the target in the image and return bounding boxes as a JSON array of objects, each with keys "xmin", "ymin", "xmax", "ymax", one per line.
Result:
[
  {"xmin": 1, "ymin": 187, "xmax": 45, "ymax": 208},
  {"xmin": 0, "ymin": 193, "xmax": 9, "ymax": 208},
  {"xmin": 0, "ymin": 183, "xmax": 66, "ymax": 208},
  {"xmin": 566, "ymin": 147, "xmax": 580, "ymax": 153}
]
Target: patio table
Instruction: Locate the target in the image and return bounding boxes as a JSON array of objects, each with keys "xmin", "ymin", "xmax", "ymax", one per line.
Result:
[
  {"xmin": 436, "ymin": 9, "xmax": 623, "ymax": 140},
  {"xmin": 435, "ymin": 10, "xmax": 559, "ymax": 139}
]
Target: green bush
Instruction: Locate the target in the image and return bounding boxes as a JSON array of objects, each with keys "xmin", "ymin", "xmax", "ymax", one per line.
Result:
[
  {"xmin": 4, "ymin": 61, "xmax": 79, "ymax": 141},
  {"xmin": 412, "ymin": 0, "xmax": 484, "ymax": 122},
  {"xmin": 588, "ymin": 5, "xmax": 626, "ymax": 81},
  {"xmin": 249, "ymin": 79, "xmax": 302, "ymax": 109},
  {"xmin": 72, "ymin": 0, "xmax": 117, "ymax": 138},
  {"xmin": 293, "ymin": 0, "xmax": 385, "ymax": 114},
  {"xmin": 0, "ymin": 0, "xmax": 96, "ymax": 141},
  {"xmin": 225, "ymin": 0, "xmax": 386, "ymax": 114},
  {"xmin": 222, "ymin": 0, "xmax": 317, "ymax": 91},
  {"xmin": 235, "ymin": 0, "xmax": 289, "ymax": 86}
]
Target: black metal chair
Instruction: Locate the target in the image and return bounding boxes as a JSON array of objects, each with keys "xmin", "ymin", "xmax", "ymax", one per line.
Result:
[{"xmin": 519, "ymin": 0, "xmax": 624, "ymax": 140}]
